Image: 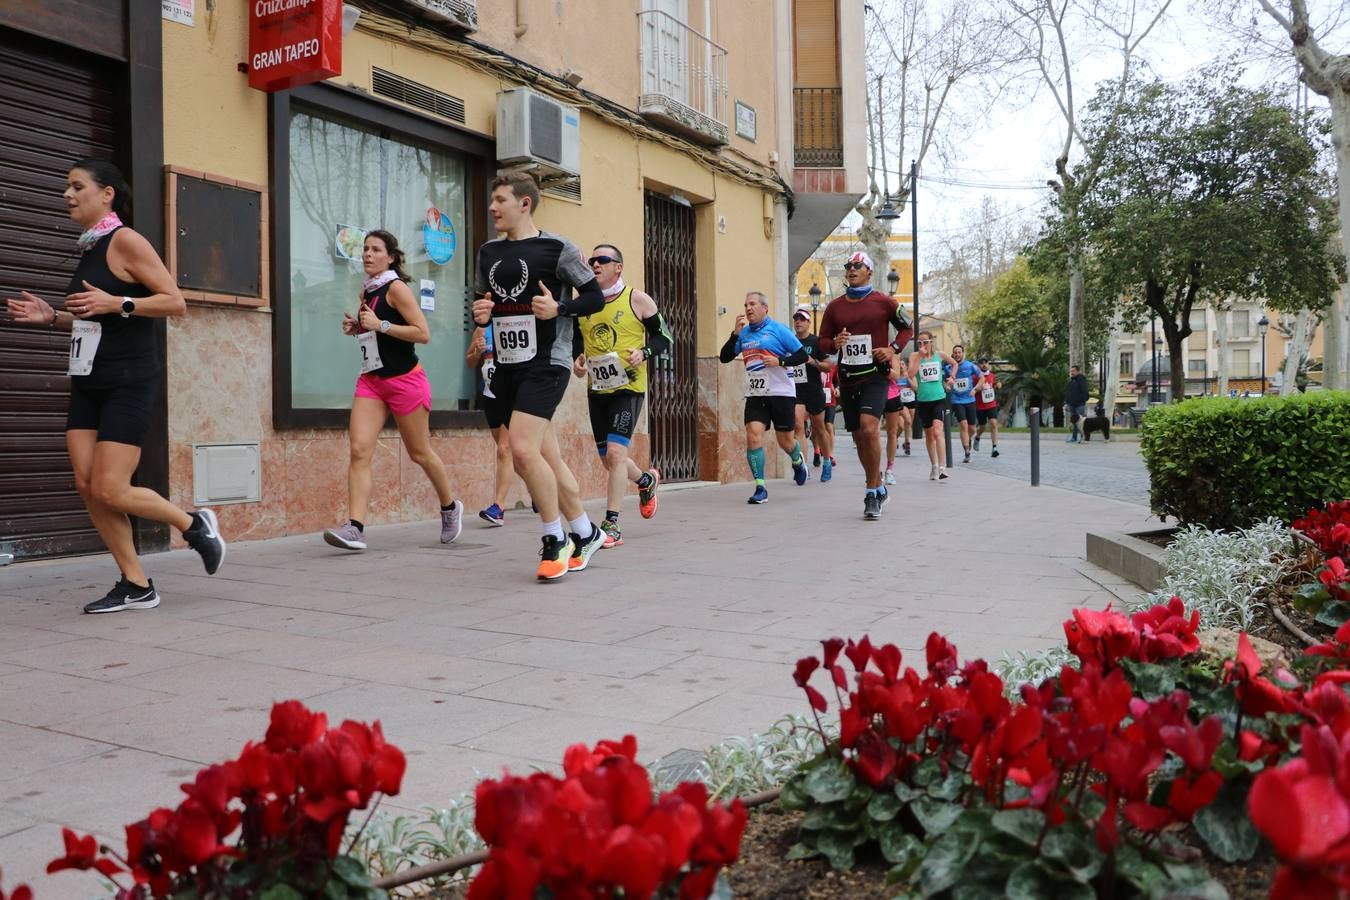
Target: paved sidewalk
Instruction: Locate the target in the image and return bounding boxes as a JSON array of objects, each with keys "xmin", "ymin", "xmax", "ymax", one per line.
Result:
[
  {"xmin": 0, "ymin": 451, "xmax": 1151, "ymax": 896},
  {"xmin": 961, "ymin": 433, "xmax": 1153, "ymax": 507}
]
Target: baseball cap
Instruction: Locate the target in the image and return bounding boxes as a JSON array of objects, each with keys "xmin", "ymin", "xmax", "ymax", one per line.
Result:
[
  {"xmin": 792, "ymin": 305, "xmax": 811, "ymax": 320},
  {"xmin": 845, "ymin": 251, "xmax": 874, "ymax": 271}
]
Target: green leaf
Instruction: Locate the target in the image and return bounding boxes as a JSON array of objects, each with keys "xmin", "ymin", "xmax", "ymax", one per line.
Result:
[
  {"xmin": 802, "ymin": 759, "xmax": 855, "ymax": 804},
  {"xmin": 1294, "ymin": 581, "xmax": 1333, "ymax": 614},
  {"xmin": 928, "ymin": 770, "xmax": 964, "ymax": 801},
  {"xmin": 911, "ymin": 797, "xmax": 963, "ymax": 837},
  {"xmin": 780, "ymin": 772, "xmax": 812, "ymax": 810},
  {"xmin": 894, "ymin": 782, "xmax": 925, "ymax": 803},
  {"xmin": 868, "ymin": 792, "xmax": 903, "ymax": 822},
  {"xmin": 1113, "ymin": 843, "xmax": 1167, "ymax": 892},
  {"xmin": 913, "ymin": 828, "xmax": 979, "ymax": 897},
  {"xmin": 1194, "ymin": 779, "xmax": 1260, "ymax": 862},
  {"xmin": 785, "ymin": 841, "xmax": 820, "ymax": 861},
  {"xmin": 802, "ymin": 802, "xmax": 857, "ymax": 832},
  {"xmin": 951, "ymin": 883, "xmax": 1008, "ymax": 900},
  {"xmin": 911, "ymin": 757, "xmax": 942, "ymax": 787},
  {"xmin": 324, "ymin": 878, "xmax": 348, "ymax": 900},
  {"xmin": 1121, "ymin": 659, "xmax": 1177, "ymax": 699},
  {"xmin": 878, "ymin": 822, "xmax": 923, "ymax": 866},
  {"xmin": 709, "ymin": 872, "xmax": 734, "ymax": 900},
  {"xmin": 816, "ymin": 829, "xmax": 857, "ymax": 871},
  {"xmin": 223, "ymin": 861, "xmax": 264, "ymax": 889},
  {"xmin": 331, "ymin": 855, "xmax": 372, "ymax": 887},
  {"xmin": 259, "ymin": 888, "xmax": 304, "ymax": 900},
  {"xmin": 990, "ymin": 808, "xmax": 1045, "ymax": 847},
  {"xmin": 1004, "ymin": 861, "xmax": 1058, "ymax": 900},
  {"xmin": 1040, "ymin": 828, "xmax": 1103, "ymax": 882},
  {"xmin": 1316, "ymin": 601, "xmax": 1350, "ymax": 628}
]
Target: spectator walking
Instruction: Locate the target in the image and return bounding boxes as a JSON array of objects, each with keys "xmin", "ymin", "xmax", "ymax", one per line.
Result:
[{"xmin": 1066, "ymin": 365, "xmax": 1090, "ymax": 443}]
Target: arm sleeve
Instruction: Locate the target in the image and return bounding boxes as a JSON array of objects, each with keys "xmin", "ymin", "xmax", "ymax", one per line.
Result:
[
  {"xmin": 719, "ymin": 331, "xmax": 741, "ymax": 363},
  {"xmin": 474, "ymin": 251, "xmax": 490, "ymax": 295},
  {"xmin": 554, "ymin": 237, "xmax": 605, "ymax": 316},
  {"xmin": 641, "ymin": 312, "xmax": 672, "ymax": 358},
  {"xmin": 781, "ymin": 346, "xmax": 810, "ymax": 365}
]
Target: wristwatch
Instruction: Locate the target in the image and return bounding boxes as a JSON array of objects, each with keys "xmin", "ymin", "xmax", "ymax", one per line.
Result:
[
  {"xmin": 555, "ymin": 300, "xmax": 570, "ymax": 318},
  {"xmin": 120, "ymin": 297, "xmax": 135, "ymax": 318},
  {"xmin": 379, "ymin": 320, "xmax": 392, "ymax": 334}
]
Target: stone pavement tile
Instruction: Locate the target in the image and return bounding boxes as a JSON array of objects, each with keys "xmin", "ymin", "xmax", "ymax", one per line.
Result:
[
  {"xmin": 392, "ymin": 739, "xmax": 555, "ymax": 809},
  {"xmin": 48, "ymin": 696, "xmax": 271, "ymax": 765},
  {"xmin": 198, "ymin": 604, "xmax": 384, "ymax": 636},
  {"xmin": 164, "ymin": 628, "xmax": 365, "ymax": 667},
  {"xmin": 333, "ymin": 596, "xmax": 510, "ymax": 627},
  {"xmin": 336, "ymin": 619, "xmax": 523, "ymax": 656},
  {"xmin": 0, "ymin": 821, "xmax": 108, "ymax": 900},
  {"xmin": 0, "ymin": 663, "xmax": 23, "ymax": 678},
  {"xmin": 613, "ymin": 603, "xmax": 786, "ymax": 634},
  {"xmin": 301, "ymin": 646, "xmax": 530, "ymax": 695},
  {"xmin": 0, "ymin": 807, "xmax": 37, "ymax": 839},
  {"xmin": 302, "ymin": 681, "xmax": 536, "ymax": 747},
  {"xmin": 159, "ymin": 574, "xmax": 387, "ymax": 613},
  {"xmin": 137, "ymin": 657, "xmax": 357, "ymax": 703},
  {"xmin": 642, "ymin": 654, "xmax": 804, "ymax": 703},
  {"xmin": 0, "ymin": 746, "xmax": 199, "ymax": 836},
  {"xmin": 753, "ymin": 609, "xmax": 898, "ymax": 640},
  {"xmin": 662, "ymin": 691, "xmax": 802, "ymax": 738},
  {"xmin": 154, "ymin": 596, "xmax": 267, "ymax": 621},
  {"xmin": 470, "ymin": 636, "xmax": 688, "ymax": 679},
  {"xmin": 461, "ymin": 710, "xmax": 722, "ymax": 766},
  {"xmin": 464, "ymin": 611, "xmax": 660, "ymax": 645},
  {"xmin": 617, "ymin": 627, "xmax": 817, "ymax": 665},
  {"xmin": 0, "ymin": 624, "xmax": 84, "ymax": 655},
  {"xmin": 0, "ymin": 637, "xmax": 204, "ymax": 682},
  {"xmin": 0, "ymin": 595, "xmax": 92, "ymax": 627},
  {"xmin": 28, "ymin": 613, "xmax": 238, "ymax": 647},
  {"xmin": 468, "ymin": 589, "xmax": 645, "ymax": 618},
  {"xmin": 466, "ymin": 669, "xmax": 721, "ymax": 725},
  {"xmin": 0, "ymin": 722, "xmax": 117, "ymax": 781},
  {"xmin": 873, "ymin": 609, "xmax": 1067, "ymax": 642},
  {"xmin": 956, "ymin": 632, "xmax": 1064, "ymax": 662},
  {"xmin": 0, "ymin": 670, "xmax": 172, "ymax": 728}
]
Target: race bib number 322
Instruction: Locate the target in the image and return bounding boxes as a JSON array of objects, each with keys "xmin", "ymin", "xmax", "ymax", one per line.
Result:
[
  {"xmin": 747, "ymin": 374, "xmax": 771, "ymax": 396},
  {"xmin": 493, "ymin": 314, "xmax": 537, "ymax": 364}
]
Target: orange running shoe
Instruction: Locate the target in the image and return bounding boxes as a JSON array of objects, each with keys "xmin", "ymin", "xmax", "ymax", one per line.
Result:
[
  {"xmin": 537, "ymin": 535, "xmax": 572, "ymax": 581},
  {"xmin": 638, "ymin": 467, "xmax": 661, "ymax": 519}
]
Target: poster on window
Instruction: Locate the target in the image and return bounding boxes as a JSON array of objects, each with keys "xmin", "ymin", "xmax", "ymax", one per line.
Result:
[
  {"xmin": 334, "ymin": 224, "xmax": 367, "ymax": 261},
  {"xmin": 162, "ymin": 0, "xmax": 193, "ymax": 25},
  {"xmin": 423, "ymin": 207, "xmax": 457, "ymax": 265}
]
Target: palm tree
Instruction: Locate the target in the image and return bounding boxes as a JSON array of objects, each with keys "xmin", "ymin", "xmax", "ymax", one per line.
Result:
[{"xmin": 1003, "ymin": 341, "xmax": 1069, "ymax": 426}]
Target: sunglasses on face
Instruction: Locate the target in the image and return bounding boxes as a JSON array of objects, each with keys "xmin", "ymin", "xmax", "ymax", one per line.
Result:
[
  {"xmin": 588, "ymin": 255, "xmax": 619, "ymax": 266},
  {"xmin": 843, "ymin": 262, "xmax": 867, "ymax": 271},
  {"xmin": 918, "ymin": 339, "xmax": 932, "ymax": 344}
]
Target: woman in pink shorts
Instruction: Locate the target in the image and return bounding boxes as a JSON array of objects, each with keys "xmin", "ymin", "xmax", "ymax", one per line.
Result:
[{"xmin": 322, "ymin": 230, "xmax": 463, "ymax": 551}]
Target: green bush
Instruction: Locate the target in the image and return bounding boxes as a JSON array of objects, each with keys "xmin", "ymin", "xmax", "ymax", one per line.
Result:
[{"xmin": 1139, "ymin": 391, "xmax": 1350, "ymax": 529}]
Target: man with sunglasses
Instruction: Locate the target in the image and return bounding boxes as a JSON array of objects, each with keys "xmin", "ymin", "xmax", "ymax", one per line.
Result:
[
  {"xmin": 572, "ymin": 244, "xmax": 669, "ymax": 549},
  {"xmin": 817, "ymin": 251, "xmax": 914, "ymax": 520}
]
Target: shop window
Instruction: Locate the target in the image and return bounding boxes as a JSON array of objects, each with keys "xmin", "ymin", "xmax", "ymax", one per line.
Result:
[{"xmin": 1119, "ymin": 351, "xmax": 1133, "ymax": 375}]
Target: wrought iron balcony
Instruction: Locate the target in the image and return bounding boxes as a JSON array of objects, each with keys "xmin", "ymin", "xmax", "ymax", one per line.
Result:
[
  {"xmin": 638, "ymin": 9, "xmax": 729, "ymax": 146},
  {"xmin": 794, "ymin": 87, "xmax": 843, "ymax": 167}
]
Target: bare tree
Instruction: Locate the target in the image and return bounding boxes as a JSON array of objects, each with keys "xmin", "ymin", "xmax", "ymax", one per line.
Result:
[
  {"xmin": 1006, "ymin": 0, "xmax": 1174, "ymax": 374},
  {"xmin": 930, "ymin": 195, "xmax": 1040, "ymax": 330}
]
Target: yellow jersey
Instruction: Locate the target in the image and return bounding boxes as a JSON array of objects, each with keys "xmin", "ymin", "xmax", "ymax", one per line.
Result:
[{"xmin": 578, "ymin": 285, "xmax": 648, "ymax": 394}]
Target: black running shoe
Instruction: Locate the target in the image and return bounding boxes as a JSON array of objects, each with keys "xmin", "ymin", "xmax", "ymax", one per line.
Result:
[
  {"xmin": 84, "ymin": 578, "xmax": 159, "ymax": 614},
  {"xmin": 812, "ymin": 451, "xmax": 821, "ymax": 468},
  {"xmin": 863, "ymin": 493, "xmax": 881, "ymax": 520},
  {"xmin": 184, "ymin": 509, "xmax": 226, "ymax": 575}
]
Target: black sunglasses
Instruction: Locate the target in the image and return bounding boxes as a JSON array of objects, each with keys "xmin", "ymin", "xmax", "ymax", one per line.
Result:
[
  {"xmin": 588, "ymin": 255, "xmax": 619, "ymax": 266},
  {"xmin": 843, "ymin": 262, "xmax": 867, "ymax": 271}
]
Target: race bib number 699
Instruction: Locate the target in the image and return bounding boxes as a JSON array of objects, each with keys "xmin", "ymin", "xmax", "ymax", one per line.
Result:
[{"xmin": 493, "ymin": 314, "xmax": 537, "ymax": 364}]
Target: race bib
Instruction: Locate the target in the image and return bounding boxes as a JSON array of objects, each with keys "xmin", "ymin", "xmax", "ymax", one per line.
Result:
[
  {"xmin": 900, "ymin": 387, "xmax": 916, "ymax": 403},
  {"xmin": 790, "ymin": 364, "xmax": 807, "ymax": 384},
  {"xmin": 481, "ymin": 358, "xmax": 497, "ymax": 399},
  {"xmin": 919, "ymin": 360, "xmax": 941, "ymax": 382},
  {"xmin": 68, "ymin": 320, "xmax": 101, "ymax": 377},
  {"xmin": 588, "ymin": 352, "xmax": 630, "ymax": 392},
  {"xmin": 493, "ymin": 314, "xmax": 537, "ymax": 364},
  {"xmin": 841, "ymin": 334, "xmax": 873, "ymax": 365},
  {"xmin": 356, "ymin": 330, "xmax": 383, "ymax": 374},
  {"xmin": 981, "ymin": 387, "xmax": 995, "ymax": 404},
  {"xmin": 955, "ymin": 377, "xmax": 971, "ymax": 393},
  {"xmin": 747, "ymin": 374, "xmax": 771, "ymax": 396}
]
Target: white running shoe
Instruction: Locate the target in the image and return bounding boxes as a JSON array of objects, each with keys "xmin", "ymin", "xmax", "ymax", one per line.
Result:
[
  {"xmin": 884, "ymin": 469, "xmax": 896, "ymax": 485},
  {"xmin": 929, "ymin": 465, "xmax": 938, "ymax": 481}
]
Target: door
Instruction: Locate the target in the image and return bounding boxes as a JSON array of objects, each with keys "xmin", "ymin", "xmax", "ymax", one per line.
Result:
[
  {"xmin": 643, "ymin": 191, "xmax": 698, "ymax": 482},
  {"xmin": 0, "ymin": 28, "xmax": 116, "ymax": 559},
  {"xmin": 641, "ymin": 0, "xmax": 689, "ymax": 106}
]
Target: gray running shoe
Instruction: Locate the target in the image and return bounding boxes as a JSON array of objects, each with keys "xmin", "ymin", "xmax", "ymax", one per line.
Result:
[
  {"xmin": 440, "ymin": 501, "xmax": 463, "ymax": 544},
  {"xmin": 864, "ymin": 493, "xmax": 881, "ymax": 520},
  {"xmin": 323, "ymin": 521, "xmax": 367, "ymax": 551}
]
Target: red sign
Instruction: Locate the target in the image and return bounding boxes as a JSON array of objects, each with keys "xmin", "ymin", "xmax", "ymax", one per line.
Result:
[{"xmin": 248, "ymin": 0, "xmax": 342, "ymax": 93}]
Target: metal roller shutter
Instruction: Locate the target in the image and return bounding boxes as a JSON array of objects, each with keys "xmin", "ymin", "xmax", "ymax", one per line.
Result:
[{"xmin": 0, "ymin": 28, "xmax": 116, "ymax": 559}]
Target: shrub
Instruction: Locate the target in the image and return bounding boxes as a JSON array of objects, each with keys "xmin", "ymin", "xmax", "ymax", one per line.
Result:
[{"xmin": 1139, "ymin": 392, "xmax": 1350, "ymax": 530}]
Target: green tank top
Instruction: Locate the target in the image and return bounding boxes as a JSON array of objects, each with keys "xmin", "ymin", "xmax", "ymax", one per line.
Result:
[{"xmin": 915, "ymin": 353, "xmax": 945, "ymax": 402}]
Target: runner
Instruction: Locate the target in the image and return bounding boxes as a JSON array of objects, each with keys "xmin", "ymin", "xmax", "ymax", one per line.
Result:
[
  {"xmin": 471, "ymin": 172, "xmax": 606, "ymax": 580},
  {"xmin": 945, "ymin": 344, "xmax": 985, "ymax": 464},
  {"xmin": 883, "ymin": 356, "xmax": 916, "ymax": 484},
  {"xmin": 907, "ymin": 330, "xmax": 959, "ymax": 481},
  {"xmin": 820, "ymin": 364, "xmax": 838, "ymax": 470},
  {"xmin": 3, "ymin": 158, "xmax": 225, "ymax": 613},
  {"xmin": 323, "ymin": 230, "xmax": 465, "ymax": 552},
  {"xmin": 572, "ymin": 244, "xmax": 667, "ymax": 548},
  {"xmin": 973, "ymin": 355, "xmax": 1000, "ymax": 458},
  {"xmin": 466, "ymin": 323, "xmax": 514, "ymax": 525},
  {"xmin": 817, "ymin": 252, "xmax": 914, "ymax": 520},
  {"xmin": 790, "ymin": 306, "xmax": 835, "ymax": 483},
  {"xmin": 719, "ymin": 292, "xmax": 811, "ymax": 504}
]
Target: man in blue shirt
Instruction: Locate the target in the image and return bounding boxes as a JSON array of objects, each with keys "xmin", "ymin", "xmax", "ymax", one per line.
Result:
[
  {"xmin": 944, "ymin": 344, "xmax": 985, "ymax": 464},
  {"xmin": 719, "ymin": 292, "xmax": 811, "ymax": 504}
]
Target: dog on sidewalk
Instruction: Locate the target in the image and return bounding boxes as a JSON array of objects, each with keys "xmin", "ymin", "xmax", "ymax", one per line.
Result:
[{"xmin": 1082, "ymin": 403, "xmax": 1111, "ymax": 442}]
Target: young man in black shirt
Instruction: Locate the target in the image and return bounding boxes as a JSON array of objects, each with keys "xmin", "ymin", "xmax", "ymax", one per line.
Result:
[{"xmin": 472, "ymin": 173, "xmax": 606, "ymax": 580}]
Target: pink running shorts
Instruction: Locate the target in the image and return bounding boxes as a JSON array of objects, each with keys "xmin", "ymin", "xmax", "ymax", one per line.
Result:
[{"xmin": 354, "ymin": 364, "xmax": 432, "ymax": 416}]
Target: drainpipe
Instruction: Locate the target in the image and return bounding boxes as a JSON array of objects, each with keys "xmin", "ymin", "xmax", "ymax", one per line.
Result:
[{"xmin": 514, "ymin": 0, "xmax": 528, "ymax": 37}]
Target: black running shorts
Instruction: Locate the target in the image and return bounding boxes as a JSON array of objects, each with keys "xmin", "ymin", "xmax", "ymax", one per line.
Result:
[
  {"xmin": 950, "ymin": 402, "xmax": 978, "ymax": 425},
  {"xmin": 744, "ymin": 395, "xmax": 797, "ymax": 432},
  {"xmin": 839, "ymin": 378, "xmax": 888, "ymax": 433},
  {"xmin": 795, "ymin": 384, "xmax": 827, "ymax": 416},
  {"xmin": 67, "ymin": 378, "xmax": 158, "ymax": 447},
  {"xmin": 976, "ymin": 407, "xmax": 997, "ymax": 425},
  {"xmin": 481, "ymin": 394, "xmax": 506, "ymax": 430},
  {"xmin": 915, "ymin": 398, "xmax": 947, "ymax": 429},
  {"xmin": 490, "ymin": 364, "xmax": 570, "ymax": 424},
  {"xmin": 589, "ymin": 390, "xmax": 645, "ymax": 450},
  {"xmin": 824, "ymin": 405, "xmax": 836, "ymax": 425}
]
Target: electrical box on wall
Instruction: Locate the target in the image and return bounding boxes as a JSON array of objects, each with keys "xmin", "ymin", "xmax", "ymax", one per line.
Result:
[
  {"xmin": 496, "ymin": 87, "xmax": 581, "ymax": 180},
  {"xmin": 193, "ymin": 443, "xmax": 262, "ymax": 506}
]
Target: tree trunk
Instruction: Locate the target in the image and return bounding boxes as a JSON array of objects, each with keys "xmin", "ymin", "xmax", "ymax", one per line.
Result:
[
  {"xmin": 1068, "ymin": 253, "xmax": 1086, "ymax": 372},
  {"xmin": 1215, "ymin": 304, "xmax": 1230, "ymax": 396},
  {"xmin": 1280, "ymin": 309, "xmax": 1310, "ymax": 395},
  {"xmin": 1169, "ymin": 336, "xmax": 1186, "ymax": 402},
  {"xmin": 1327, "ymin": 89, "xmax": 1350, "ymax": 391},
  {"xmin": 1103, "ymin": 308, "xmax": 1123, "ymax": 411}
]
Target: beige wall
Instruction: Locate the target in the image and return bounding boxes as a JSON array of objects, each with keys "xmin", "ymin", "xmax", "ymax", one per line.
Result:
[{"xmin": 159, "ymin": 5, "xmax": 782, "ymax": 541}]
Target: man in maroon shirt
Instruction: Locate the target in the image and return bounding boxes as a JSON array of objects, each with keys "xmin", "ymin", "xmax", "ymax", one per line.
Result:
[{"xmin": 817, "ymin": 251, "xmax": 914, "ymax": 520}]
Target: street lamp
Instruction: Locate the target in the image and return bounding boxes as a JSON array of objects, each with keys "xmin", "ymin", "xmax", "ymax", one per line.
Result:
[
  {"xmin": 887, "ymin": 268, "xmax": 899, "ymax": 299},
  {"xmin": 1258, "ymin": 314, "xmax": 1270, "ymax": 394},
  {"xmin": 1152, "ymin": 329, "xmax": 1163, "ymax": 404},
  {"xmin": 808, "ymin": 283, "xmax": 822, "ymax": 331}
]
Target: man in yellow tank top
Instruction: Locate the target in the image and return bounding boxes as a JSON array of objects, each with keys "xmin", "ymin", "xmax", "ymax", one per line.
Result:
[{"xmin": 572, "ymin": 244, "xmax": 671, "ymax": 548}]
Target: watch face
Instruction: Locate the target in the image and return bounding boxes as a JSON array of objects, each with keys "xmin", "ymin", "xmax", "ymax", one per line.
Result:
[{"xmin": 121, "ymin": 299, "xmax": 134, "ymax": 314}]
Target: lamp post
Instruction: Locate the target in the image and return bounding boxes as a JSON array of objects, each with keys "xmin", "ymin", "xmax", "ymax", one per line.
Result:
[
  {"xmin": 1258, "ymin": 314, "xmax": 1270, "ymax": 395},
  {"xmin": 808, "ymin": 283, "xmax": 822, "ymax": 332},
  {"xmin": 1151, "ymin": 328, "xmax": 1162, "ymax": 404}
]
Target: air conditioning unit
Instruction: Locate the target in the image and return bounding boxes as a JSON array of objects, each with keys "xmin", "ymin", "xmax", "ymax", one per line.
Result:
[
  {"xmin": 496, "ymin": 87, "xmax": 581, "ymax": 181},
  {"xmin": 402, "ymin": 0, "xmax": 478, "ymax": 32}
]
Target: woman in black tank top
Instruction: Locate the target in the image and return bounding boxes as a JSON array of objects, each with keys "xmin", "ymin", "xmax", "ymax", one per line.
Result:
[
  {"xmin": 3, "ymin": 159, "xmax": 227, "ymax": 613},
  {"xmin": 322, "ymin": 230, "xmax": 464, "ymax": 552}
]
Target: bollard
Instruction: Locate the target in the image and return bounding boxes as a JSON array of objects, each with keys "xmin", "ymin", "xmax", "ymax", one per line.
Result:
[
  {"xmin": 942, "ymin": 407, "xmax": 953, "ymax": 467},
  {"xmin": 1029, "ymin": 407, "xmax": 1041, "ymax": 486}
]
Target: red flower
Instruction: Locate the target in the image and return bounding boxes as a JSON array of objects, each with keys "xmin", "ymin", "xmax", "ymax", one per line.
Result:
[
  {"xmin": 47, "ymin": 827, "xmax": 123, "ymax": 878},
  {"xmin": 1130, "ymin": 597, "xmax": 1201, "ymax": 662},
  {"xmin": 1159, "ymin": 715, "xmax": 1225, "ymax": 772},
  {"xmin": 594, "ymin": 825, "xmax": 665, "ymax": 900},
  {"xmin": 792, "ymin": 656, "xmax": 819, "ymax": 688},
  {"xmin": 925, "ymin": 632, "xmax": 959, "ymax": 680},
  {"xmin": 1226, "ymin": 633, "xmax": 1292, "ymax": 717},
  {"xmin": 1250, "ymin": 761, "xmax": 1350, "ymax": 863},
  {"xmin": 1166, "ymin": 771, "xmax": 1222, "ymax": 819},
  {"xmin": 1065, "ymin": 606, "xmax": 1140, "ymax": 667},
  {"xmin": 873, "ymin": 644, "xmax": 903, "ymax": 682},
  {"xmin": 843, "ymin": 636, "xmax": 873, "ymax": 672},
  {"xmin": 0, "ymin": 868, "xmax": 33, "ymax": 900},
  {"xmin": 851, "ymin": 729, "xmax": 898, "ymax": 789},
  {"xmin": 1320, "ymin": 557, "xmax": 1350, "ymax": 601},
  {"xmin": 264, "ymin": 699, "xmax": 328, "ymax": 752},
  {"xmin": 467, "ymin": 845, "xmax": 539, "ymax": 900},
  {"xmin": 820, "ymin": 637, "xmax": 845, "ymax": 668}
]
